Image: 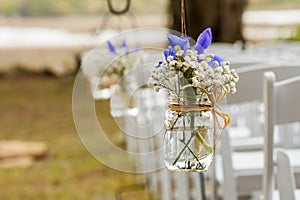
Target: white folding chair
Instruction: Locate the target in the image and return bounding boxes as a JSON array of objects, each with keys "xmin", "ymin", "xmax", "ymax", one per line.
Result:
[
  {"xmin": 226, "ymin": 64, "xmax": 300, "ymax": 151},
  {"xmin": 263, "ymin": 72, "xmax": 300, "ymax": 200},
  {"xmin": 251, "ymin": 148, "xmax": 300, "ymax": 200},
  {"xmin": 276, "ymin": 149, "xmax": 300, "ymax": 200},
  {"xmin": 219, "ymin": 67, "xmax": 300, "ymax": 199},
  {"xmin": 219, "ymin": 130, "xmax": 238, "ymax": 200}
]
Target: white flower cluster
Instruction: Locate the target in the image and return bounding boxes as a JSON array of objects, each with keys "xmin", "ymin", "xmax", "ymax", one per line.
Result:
[
  {"xmin": 100, "ymin": 52, "xmax": 141, "ymax": 88},
  {"xmin": 148, "ymin": 48, "xmax": 239, "ymax": 96}
]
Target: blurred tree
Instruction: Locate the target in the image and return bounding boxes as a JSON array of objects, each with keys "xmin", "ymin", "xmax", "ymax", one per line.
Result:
[{"xmin": 170, "ymin": 0, "xmax": 248, "ymax": 43}]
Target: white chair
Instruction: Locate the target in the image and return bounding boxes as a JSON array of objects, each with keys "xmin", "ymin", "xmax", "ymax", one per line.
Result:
[
  {"xmin": 263, "ymin": 72, "xmax": 300, "ymax": 200},
  {"xmin": 219, "ymin": 130, "xmax": 238, "ymax": 200},
  {"xmin": 251, "ymin": 148, "xmax": 300, "ymax": 200},
  {"xmin": 276, "ymin": 149, "xmax": 299, "ymax": 200},
  {"xmin": 226, "ymin": 64, "xmax": 300, "ymax": 151},
  {"xmin": 219, "ymin": 67, "xmax": 300, "ymax": 199}
]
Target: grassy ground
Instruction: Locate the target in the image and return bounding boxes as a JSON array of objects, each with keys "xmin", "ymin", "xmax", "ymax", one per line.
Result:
[{"xmin": 0, "ymin": 74, "xmax": 148, "ymax": 200}]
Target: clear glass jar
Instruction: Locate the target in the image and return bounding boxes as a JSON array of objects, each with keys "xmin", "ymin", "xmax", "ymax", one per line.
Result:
[
  {"xmin": 110, "ymin": 78, "xmax": 138, "ymax": 117},
  {"xmin": 90, "ymin": 76, "xmax": 112, "ymax": 100},
  {"xmin": 163, "ymin": 90, "xmax": 215, "ymax": 172}
]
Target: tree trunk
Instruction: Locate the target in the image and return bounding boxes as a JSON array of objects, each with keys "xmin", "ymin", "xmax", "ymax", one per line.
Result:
[{"xmin": 169, "ymin": 0, "xmax": 247, "ymax": 43}]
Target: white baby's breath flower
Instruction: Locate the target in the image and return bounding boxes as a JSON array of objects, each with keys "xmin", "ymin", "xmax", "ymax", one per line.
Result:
[
  {"xmin": 197, "ymin": 73, "xmax": 205, "ymax": 81},
  {"xmin": 223, "ymin": 65, "xmax": 230, "ymax": 74},
  {"xmin": 178, "ymin": 71, "xmax": 184, "ymax": 78},
  {"xmin": 213, "ymin": 61, "xmax": 219, "ymax": 67},
  {"xmin": 230, "ymin": 82, "xmax": 236, "ymax": 88},
  {"xmin": 167, "ymin": 56, "xmax": 174, "ymax": 62},
  {"xmin": 147, "ymin": 77, "xmax": 154, "ymax": 85},
  {"xmin": 198, "ymin": 54, "xmax": 205, "ymax": 60},
  {"xmin": 192, "ymin": 77, "xmax": 199, "ymax": 85},
  {"xmin": 213, "ymin": 79, "xmax": 222, "ymax": 85},
  {"xmin": 169, "ymin": 60, "xmax": 177, "ymax": 67},
  {"xmin": 207, "ymin": 68, "xmax": 214, "ymax": 76},
  {"xmin": 148, "ymin": 39, "xmax": 239, "ymax": 99},
  {"xmin": 217, "ymin": 67, "xmax": 224, "ymax": 73},
  {"xmin": 232, "ymin": 71, "xmax": 239, "ymax": 79},
  {"xmin": 233, "ymin": 77, "xmax": 239, "ymax": 82},
  {"xmin": 200, "ymin": 61, "xmax": 209, "ymax": 69},
  {"xmin": 231, "ymin": 87, "xmax": 237, "ymax": 94}
]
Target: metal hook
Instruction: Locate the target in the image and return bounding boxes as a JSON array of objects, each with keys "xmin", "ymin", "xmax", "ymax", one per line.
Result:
[{"xmin": 107, "ymin": 0, "xmax": 131, "ymax": 15}]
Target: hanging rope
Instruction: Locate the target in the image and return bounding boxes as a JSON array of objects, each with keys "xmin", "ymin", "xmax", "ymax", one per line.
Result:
[
  {"xmin": 181, "ymin": 0, "xmax": 187, "ymax": 37},
  {"xmin": 107, "ymin": 0, "xmax": 131, "ymax": 15},
  {"xmin": 91, "ymin": 0, "xmax": 136, "ymax": 35}
]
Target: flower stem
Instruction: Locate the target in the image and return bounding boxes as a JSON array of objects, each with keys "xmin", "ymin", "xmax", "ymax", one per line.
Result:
[
  {"xmin": 174, "ymin": 137, "xmax": 205, "ymax": 169},
  {"xmin": 195, "ymin": 130, "xmax": 213, "ymax": 153},
  {"xmin": 171, "ymin": 134, "xmax": 199, "ymax": 165},
  {"xmin": 172, "ymin": 135, "xmax": 192, "ymax": 165}
]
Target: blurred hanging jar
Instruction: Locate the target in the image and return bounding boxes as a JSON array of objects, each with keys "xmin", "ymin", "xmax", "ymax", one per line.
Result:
[
  {"xmin": 81, "ymin": 39, "xmax": 141, "ymax": 103},
  {"xmin": 106, "ymin": 40, "xmax": 141, "ymax": 117},
  {"xmin": 81, "ymin": 46, "xmax": 114, "ymax": 100},
  {"xmin": 110, "ymin": 73, "xmax": 139, "ymax": 117},
  {"xmin": 148, "ymin": 28, "xmax": 239, "ymax": 172}
]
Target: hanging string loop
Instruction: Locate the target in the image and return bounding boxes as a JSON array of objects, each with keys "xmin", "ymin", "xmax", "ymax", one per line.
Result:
[
  {"xmin": 181, "ymin": 0, "xmax": 187, "ymax": 37},
  {"xmin": 107, "ymin": 0, "xmax": 131, "ymax": 15}
]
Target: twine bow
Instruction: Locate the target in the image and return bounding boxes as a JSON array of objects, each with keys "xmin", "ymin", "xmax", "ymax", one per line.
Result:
[
  {"xmin": 169, "ymin": 84, "xmax": 231, "ymax": 155},
  {"xmin": 199, "ymin": 85, "xmax": 231, "ymax": 130},
  {"xmin": 170, "ymin": 84, "xmax": 231, "ymax": 130}
]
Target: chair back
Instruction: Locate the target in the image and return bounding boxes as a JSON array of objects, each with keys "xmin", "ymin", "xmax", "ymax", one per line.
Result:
[
  {"xmin": 263, "ymin": 72, "xmax": 300, "ymax": 200},
  {"xmin": 220, "ymin": 130, "xmax": 238, "ymax": 200},
  {"xmin": 276, "ymin": 149, "xmax": 296, "ymax": 200},
  {"xmin": 227, "ymin": 65, "xmax": 300, "ymax": 138},
  {"xmin": 221, "ymin": 68, "xmax": 300, "ymax": 200},
  {"xmin": 227, "ymin": 64, "xmax": 300, "ymax": 104}
]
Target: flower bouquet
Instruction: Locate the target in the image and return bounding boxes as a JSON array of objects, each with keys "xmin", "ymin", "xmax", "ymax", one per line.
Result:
[
  {"xmin": 104, "ymin": 40, "xmax": 141, "ymax": 117},
  {"xmin": 81, "ymin": 39, "xmax": 141, "ymax": 102},
  {"xmin": 148, "ymin": 28, "xmax": 239, "ymax": 171},
  {"xmin": 101, "ymin": 40, "xmax": 140, "ymax": 89}
]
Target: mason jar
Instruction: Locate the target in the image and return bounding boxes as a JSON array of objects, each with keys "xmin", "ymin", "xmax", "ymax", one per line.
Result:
[{"xmin": 163, "ymin": 90, "xmax": 215, "ymax": 172}]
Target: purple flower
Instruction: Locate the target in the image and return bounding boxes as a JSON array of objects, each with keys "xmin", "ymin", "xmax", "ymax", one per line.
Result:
[
  {"xmin": 212, "ymin": 54, "xmax": 226, "ymax": 63},
  {"xmin": 107, "ymin": 41, "xmax": 116, "ymax": 54},
  {"xmin": 158, "ymin": 61, "xmax": 163, "ymax": 67},
  {"xmin": 164, "ymin": 46, "xmax": 176, "ymax": 60},
  {"xmin": 167, "ymin": 34, "xmax": 190, "ymax": 52},
  {"xmin": 122, "ymin": 39, "xmax": 128, "ymax": 53},
  {"xmin": 209, "ymin": 54, "xmax": 227, "ymax": 68},
  {"xmin": 194, "ymin": 28, "xmax": 212, "ymax": 54}
]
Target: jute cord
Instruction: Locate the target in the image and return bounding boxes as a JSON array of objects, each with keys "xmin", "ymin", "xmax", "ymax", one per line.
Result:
[{"xmin": 168, "ymin": 85, "xmax": 231, "ymax": 155}]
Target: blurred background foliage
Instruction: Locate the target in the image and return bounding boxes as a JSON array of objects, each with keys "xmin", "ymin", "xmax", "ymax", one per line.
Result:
[
  {"xmin": 0, "ymin": 0, "xmax": 299, "ymax": 17},
  {"xmin": 0, "ymin": 0, "xmax": 169, "ymax": 16},
  {"xmin": 249, "ymin": 0, "xmax": 300, "ymax": 9},
  {"xmin": 291, "ymin": 26, "xmax": 300, "ymax": 41}
]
